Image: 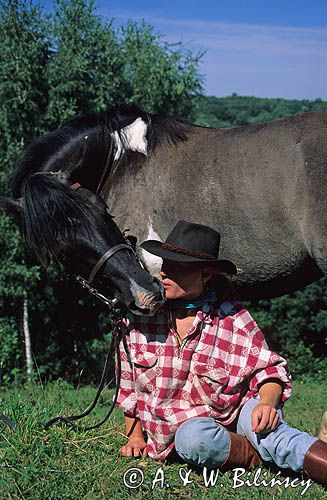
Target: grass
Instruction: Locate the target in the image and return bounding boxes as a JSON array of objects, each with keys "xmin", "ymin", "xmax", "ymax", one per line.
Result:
[{"xmin": 0, "ymin": 377, "xmax": 326, "ymax": 499}]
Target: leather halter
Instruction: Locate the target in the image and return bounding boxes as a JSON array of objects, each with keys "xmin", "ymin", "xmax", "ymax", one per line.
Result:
[{"xmin": 88, "ymin": 243, "xmax": 133, "ymax": 284}]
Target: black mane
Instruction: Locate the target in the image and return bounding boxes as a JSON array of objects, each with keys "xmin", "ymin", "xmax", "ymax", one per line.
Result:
[
  {"xmin": 20, "ymin": 174, "xmax": 96, "ymax": 266},
  {"xmin": 12, "ymin": 106, "xmax": 191, "ymax": 197}
]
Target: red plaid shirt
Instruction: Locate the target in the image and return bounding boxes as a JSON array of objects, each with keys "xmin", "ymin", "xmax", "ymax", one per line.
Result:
[{"xmin": 115, "ymin": 300, "xmax": 292, "ymax": 460}]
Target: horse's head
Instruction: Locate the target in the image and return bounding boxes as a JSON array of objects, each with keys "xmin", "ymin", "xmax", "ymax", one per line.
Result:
[{"xmin": 0, "ymin": 176, "xmax": 165, "ymax": 316}]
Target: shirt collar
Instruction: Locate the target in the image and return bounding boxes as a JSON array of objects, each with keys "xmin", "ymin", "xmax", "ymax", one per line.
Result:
[
  {"xmin": 164, "ymin": 302, "xmax": 215, "ymax": 327},
  {"xmin": 197, "ymin": 305, "xmax": 215, "ymax": 325}
]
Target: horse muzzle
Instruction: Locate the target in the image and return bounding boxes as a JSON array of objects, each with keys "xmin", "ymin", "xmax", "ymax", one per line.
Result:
[{"xmin": 123, "ymin": 276, "xmax": 165, "ymax": 316}]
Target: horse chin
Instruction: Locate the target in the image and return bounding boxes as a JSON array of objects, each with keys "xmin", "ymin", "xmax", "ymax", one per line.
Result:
[
  {"xmin": 130, "ymin": 300, "xmax": 163, "ymax": 317},
  {"xmin": 114, "ymin": 291, "xmax": 164, "ymax": 316}
]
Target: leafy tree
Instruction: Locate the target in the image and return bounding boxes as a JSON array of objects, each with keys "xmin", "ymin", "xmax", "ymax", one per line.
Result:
[
  {"xmin": 45, "ymin": 0, "xmax": 123, "ymax": 126},
  {"xmin": 248, "ymin": 279, "xmax": 327, "ymax": 378},
  {"xmin": 195, "ymin": 94, "xmax": 327, "ymax": 128},
  {"xmin": 0, "ymin": 0, "xmax": 49, "ymax": 192},
  {"xmin": 0, "ymin": 0, "xmax": 48, "ymax": 383},
  {"xmin": 118, "ymin": 21, "xmax": 203, "ymax": 118}
]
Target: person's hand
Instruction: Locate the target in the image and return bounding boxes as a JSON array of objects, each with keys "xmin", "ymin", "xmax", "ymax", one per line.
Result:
[
  {"xmin": 121, "ymin": 436, "xmax": 148, "ymax": 457},
  {"xmin": 252, "ymin": 402, "xmax": 280, "ymax": 433}
]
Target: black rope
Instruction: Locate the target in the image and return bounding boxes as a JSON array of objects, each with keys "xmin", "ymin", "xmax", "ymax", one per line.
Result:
[{"xmin": 44, "ymin": 323, "xmax": 123, "ymax": 432}]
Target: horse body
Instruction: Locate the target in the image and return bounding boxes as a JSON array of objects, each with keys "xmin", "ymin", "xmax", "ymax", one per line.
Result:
[
  {"xmin": 3, "ymin": 107, "xmax": 327, "ymax": 300},
  {"xmin": 99, "ymin": 110, "xmax": 326, "ymax": 298}
]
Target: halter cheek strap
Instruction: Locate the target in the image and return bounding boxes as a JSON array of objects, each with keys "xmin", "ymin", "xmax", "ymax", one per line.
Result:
[{"xmin": 88, "ymin": 243, "xmax": 133, "ymax": 283}]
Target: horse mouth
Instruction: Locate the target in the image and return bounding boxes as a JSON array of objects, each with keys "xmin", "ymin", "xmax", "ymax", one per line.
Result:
[
  {"xmin": 113, "ymin": 289, "xmax": 164, "ymax": 316},
  {"xmin": 132, "ymin": 288, "xmax": 164, "ymax": 316}
]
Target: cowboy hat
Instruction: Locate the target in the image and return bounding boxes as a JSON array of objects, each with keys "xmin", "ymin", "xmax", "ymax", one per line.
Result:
[{"xmin": 140, "ymin": 220, "xmax": 237, "ymax": 275}]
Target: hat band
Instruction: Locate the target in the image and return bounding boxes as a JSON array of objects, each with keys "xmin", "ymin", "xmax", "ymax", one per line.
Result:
[{"xmin": 161, "ymin": 243, "xmax": 216, "ymax": 261}]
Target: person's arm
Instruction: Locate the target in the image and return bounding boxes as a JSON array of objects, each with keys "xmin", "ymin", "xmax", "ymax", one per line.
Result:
[
  {"xmin": 233, "ymin": 308, "xmax": 292, "ymax": 434},
  {"xmin": 252, "ymin": 379, "xmax": 283, "ymax": 433},
  {"xmin": 258, "ymin": 378, "xmax": 283, "ymax": 407},
  {"xmin": 121, "ymin": 415, "xmax": 148, "ymax": 457}
]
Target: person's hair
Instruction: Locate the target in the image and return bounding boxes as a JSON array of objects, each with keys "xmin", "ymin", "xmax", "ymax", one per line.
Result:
[{"xmin": 204, "ymin": 265, "xmax": 239, "ymax": 301}]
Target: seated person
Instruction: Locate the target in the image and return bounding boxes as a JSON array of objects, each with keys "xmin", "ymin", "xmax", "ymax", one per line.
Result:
[{"xmin": 116, "ymin": 220, "xmax": 326, "ymax": 485}]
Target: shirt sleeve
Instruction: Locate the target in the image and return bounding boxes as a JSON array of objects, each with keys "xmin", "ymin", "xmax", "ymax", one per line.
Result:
[
  {"xmin": 234, "ymin": 309, "xmax": 292, "ymax": 404},
  {"xmin": 114, "ymin": 319, "xmax": 139, "ymax": 418}
]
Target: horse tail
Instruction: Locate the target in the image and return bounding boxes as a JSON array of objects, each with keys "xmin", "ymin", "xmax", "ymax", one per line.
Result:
[{"xmin": 21, "ymin": 174, "xmax": 93, "ymax": 266}]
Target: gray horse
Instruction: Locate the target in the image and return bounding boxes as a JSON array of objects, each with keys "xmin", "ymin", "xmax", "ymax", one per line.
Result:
[
  {"xmin": 99, "ymin": 109, "xmax": 327, "ymax": 299},
  {"xmin": 6, "ymin": 107, "xmax": 327, "ymax": 299}
]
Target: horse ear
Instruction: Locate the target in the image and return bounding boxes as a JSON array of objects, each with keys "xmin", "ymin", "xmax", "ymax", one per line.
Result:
[{"xmin": 0, "ymin": 196, "xmax": 22, "ymax": 216}]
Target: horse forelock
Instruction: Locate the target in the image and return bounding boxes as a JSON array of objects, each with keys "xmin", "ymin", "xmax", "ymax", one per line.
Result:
[{"xmin": 20, "ymin": 174, "xmax": 96, "ymax": 266}]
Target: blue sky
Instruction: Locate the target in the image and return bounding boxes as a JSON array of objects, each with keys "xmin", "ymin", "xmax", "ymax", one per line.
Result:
[{"xmin": 41, "ymin": 1, "xmax": 327, "ymax": 100}]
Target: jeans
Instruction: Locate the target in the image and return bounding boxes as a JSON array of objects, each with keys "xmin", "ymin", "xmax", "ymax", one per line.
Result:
[{"xmin": 174, "ymin": 397, "xmax": 318, "ymax": 471}]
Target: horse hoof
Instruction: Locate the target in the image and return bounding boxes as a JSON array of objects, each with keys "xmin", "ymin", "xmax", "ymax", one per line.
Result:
[{"xmin": 317, "ymin": 410, "xmax": 327, "ymax": 442}]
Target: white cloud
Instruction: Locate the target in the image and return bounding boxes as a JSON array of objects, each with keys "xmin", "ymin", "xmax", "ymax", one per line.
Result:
[{"xmin": 98, "ymin": 7, "xmax": 327, "ymax": 99}]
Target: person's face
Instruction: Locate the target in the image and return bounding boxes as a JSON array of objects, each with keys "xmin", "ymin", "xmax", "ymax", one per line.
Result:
[{"xmin": 159, "ymin": 260, "xmax": 213, "ymax": 300}]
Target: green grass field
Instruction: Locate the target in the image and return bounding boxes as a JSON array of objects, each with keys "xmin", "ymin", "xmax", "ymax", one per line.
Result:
[{"xmin": 1, "ymin": 377, "xmax": 326, "ymax": 499}]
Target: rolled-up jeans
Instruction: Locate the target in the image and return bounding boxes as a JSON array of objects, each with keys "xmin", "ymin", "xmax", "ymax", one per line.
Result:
[{"xmin": 174, "ymin": 397, "xmax": 318, "ymax": 471}]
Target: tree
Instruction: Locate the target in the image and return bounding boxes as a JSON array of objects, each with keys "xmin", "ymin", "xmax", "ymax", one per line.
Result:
[
  {"xmin": 248, "ymin": 279, "xmax": 327, "ymax": 378},
  {"xmin": 118, "ymin": 21, "xmax": 203, "ymax": 118},
  {"xmin": 0, "ymin": 0, "xmax": 48, "ymax": 383},
  {"xmin": 0, "ymin": 0, "xmax": 49, "ymax": 192},
  {"xmin": 45, "ymin": 0, "xmax": 123, "ymax": 126},
  {"xmin": 45, "ymin": 0, "xmax": 203, "ymax": 126}
]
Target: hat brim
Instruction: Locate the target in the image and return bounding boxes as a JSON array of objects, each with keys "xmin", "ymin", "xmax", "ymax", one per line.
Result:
[{"xmin": 140, "ymin": 240, "xmax": 237, "ymax": 275}]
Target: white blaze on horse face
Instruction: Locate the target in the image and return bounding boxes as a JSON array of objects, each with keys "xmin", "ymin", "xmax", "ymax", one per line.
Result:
[
  {"xmin": 112, "ymin": 117, "xmax": 148, "ymax": 160},
  {"xmin": 140, "ymin": 217, "xmax": 163, "ymax": 278}
]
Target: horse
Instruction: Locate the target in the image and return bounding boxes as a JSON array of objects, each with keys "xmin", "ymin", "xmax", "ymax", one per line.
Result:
[
  {"xmin": 1, "ymin": 107, "xmax": 326, "ymax": 434},
  {"xmin": 0, "ymin": 176, "xmax": 164, "ymax": 316},
  {"xmin": 5, "ymin": 106, "xmax": 326, "ymax": 299}
]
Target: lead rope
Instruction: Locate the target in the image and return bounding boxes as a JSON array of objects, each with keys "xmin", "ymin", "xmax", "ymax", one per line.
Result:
[{"xmin": 44, "ymin": 315, "xmax": 123, "ymax": 432}]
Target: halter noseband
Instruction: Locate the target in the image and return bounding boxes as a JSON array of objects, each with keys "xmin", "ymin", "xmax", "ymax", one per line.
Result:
[{"xmin": 75, "ymin": 242, "xmax": 135, "ymax": 310}]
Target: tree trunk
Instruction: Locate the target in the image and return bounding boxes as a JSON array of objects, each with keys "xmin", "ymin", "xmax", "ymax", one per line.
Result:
[{"xmin": 23, "ymin": 290, "xmax": 33, "ymax": 379}]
